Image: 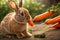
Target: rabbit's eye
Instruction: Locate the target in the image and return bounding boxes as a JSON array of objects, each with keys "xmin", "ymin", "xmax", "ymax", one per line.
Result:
[
  {"xmin": 21, "ymin": 12, "xmax": 24, "ymax": 16},
  {"xmin": 20, "ymin": 12, "xmax": 25, "ymax": 16}
]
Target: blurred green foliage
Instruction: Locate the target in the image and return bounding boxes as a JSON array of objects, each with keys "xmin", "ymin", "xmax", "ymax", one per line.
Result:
[
  {"xmin": 23, "ymin": 0, "xmax": 45, "ymax": 18},
  {"xmin": 0, "ymin": 0, "xmax": 12, "ymax": 22},
  {"xmin": 0, "ymin": 0, "xmax": 60, "ymax": 22}
]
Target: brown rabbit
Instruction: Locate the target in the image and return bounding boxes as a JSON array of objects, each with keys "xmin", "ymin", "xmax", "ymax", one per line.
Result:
[{"xmin": 0, "ymin": 0, "xmax": 32, "ymax": 38}]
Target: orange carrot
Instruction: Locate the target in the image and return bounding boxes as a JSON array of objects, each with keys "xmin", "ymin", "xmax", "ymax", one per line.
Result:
[
  {"xmin": 45, "ymin": 19, "xmax": 53, "ymax": 24},
  {"xmin": 34, "ymin": 10, "xmax": 54, "ymax": 21},
  {"xmin": 53, "ymin": 22, "xmax": 60, "ymax": 28},
  {"xmin": 28, "ymin": 20, "xmax": 34, "ymax": 27},
  {"xmin": 45, "ymin": 15, "xmax": 60, "ymax": 24}
]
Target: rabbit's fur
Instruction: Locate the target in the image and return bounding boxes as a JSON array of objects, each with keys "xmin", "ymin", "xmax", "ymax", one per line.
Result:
[{"xmin": 0, "ymin": 0, "xmax": 32, "ymax": 38}]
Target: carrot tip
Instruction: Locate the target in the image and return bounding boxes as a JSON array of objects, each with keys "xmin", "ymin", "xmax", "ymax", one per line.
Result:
[{"xmin": 28, "ymin": 20, "xmax": 34, "ymax": 27}]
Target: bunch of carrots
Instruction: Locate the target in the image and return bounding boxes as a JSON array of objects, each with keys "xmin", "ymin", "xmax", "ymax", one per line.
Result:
[
  {"xmin": 34, "ymin": 10, "xmax": 60, "ymax": 28},
  {"xmin": 28, "ymin": 10, "xmax": 60, "ymax": 28},
  {"xmin": 45, "ymin": 15, "xmax": 60, "ymax": 28}
]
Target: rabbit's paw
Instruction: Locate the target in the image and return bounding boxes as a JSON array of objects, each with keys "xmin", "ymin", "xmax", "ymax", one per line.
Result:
[
  {"xmin": 26, "ymin": 32, "xmax": 32, "ymax": 37},
  {"xmin": 23, "ymin": 32, "xmax": 32, "ymax": 37},
  {"xmin": 16, "ymin": 33, "xmax": 24, "ymax": 39}
]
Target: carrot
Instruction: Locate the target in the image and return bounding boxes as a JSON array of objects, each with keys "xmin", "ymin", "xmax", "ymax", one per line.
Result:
[
  {"xmin": 34, "ymin": 10, "xmax": 54, "ymax": 21},
  {"xmin": 45, "ymin": 15, "xmax": 60, "ymax": 24},
  {"xmin": 45, "ymin": 19, "xmax": 53, "ymax": 24},
  {"xmin": 28, "ymin": 20, "xmax": 34, "ymax": 27},
  {"xmin": 53, "ymin": 22, "xmax": 60, "ymax": 28}
]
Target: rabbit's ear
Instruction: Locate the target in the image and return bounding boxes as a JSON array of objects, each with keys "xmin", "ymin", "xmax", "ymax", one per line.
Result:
[
  {"xmin": 8, "ymin": 0, "xmax": 18, "ymax": 10},
  {"xmin": 19, "ymin": 0, "xmax": 22, "ymax": 7}
]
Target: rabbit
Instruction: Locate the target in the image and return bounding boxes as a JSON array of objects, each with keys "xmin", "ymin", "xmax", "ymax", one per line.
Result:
[{"xmin": 0, "ymin": 0, "xmax": 32, "ymax": 38}]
